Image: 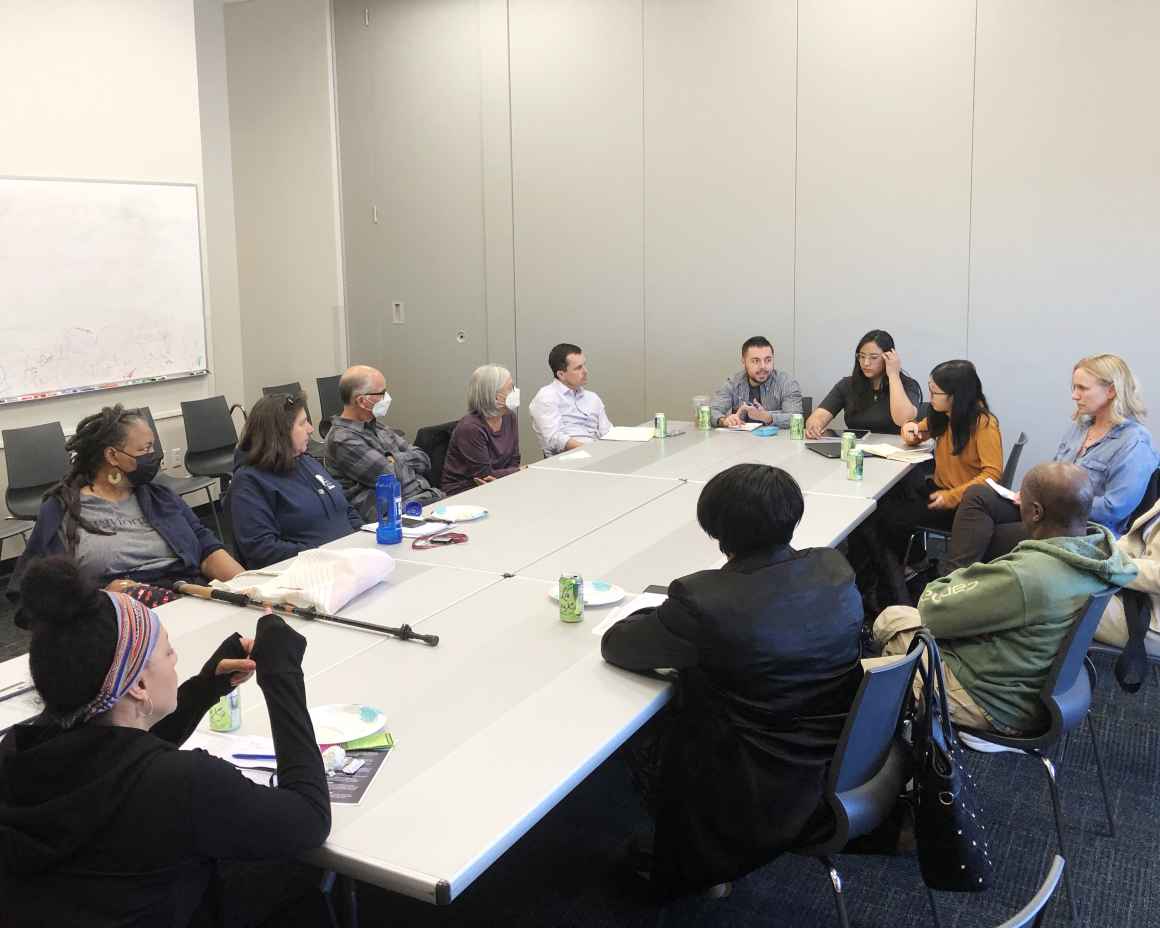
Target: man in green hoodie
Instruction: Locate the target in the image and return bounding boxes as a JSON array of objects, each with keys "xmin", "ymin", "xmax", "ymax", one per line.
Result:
[{"xmin": 873, "ymin": 461, "xmax": 1138, "ymax": 734}]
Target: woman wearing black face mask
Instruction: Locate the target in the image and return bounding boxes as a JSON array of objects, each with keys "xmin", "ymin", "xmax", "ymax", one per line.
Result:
[{"xmin": 7, "ymin": 405, "xmax": 243, "ymax": 616}]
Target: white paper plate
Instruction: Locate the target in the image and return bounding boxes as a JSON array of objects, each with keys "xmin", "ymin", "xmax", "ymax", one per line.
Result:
[
  {"xmin": 547, "ymin": 579, "xmax": 626, "ymax": 607},
  {"xmin": 309, "ymin": 704, "xmax": 386, "ymax": 746},
  {"xmin": 431, "ymin": 504, "xmax": 489, "ymax": 523}
]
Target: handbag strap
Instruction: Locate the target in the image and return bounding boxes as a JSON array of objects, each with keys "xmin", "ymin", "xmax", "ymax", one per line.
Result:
[{"xmin": 908, "ymin": 628, "xmax": 956, "ymax": 746}]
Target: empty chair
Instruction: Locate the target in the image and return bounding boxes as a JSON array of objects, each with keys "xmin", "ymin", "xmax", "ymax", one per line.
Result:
[
  {"xmin": 2, "ymin": 422, "xmax": 69, "ymax": 520},
  {"xmin": 0, "ymin": 517, "xmax": 35, "ymax": 563},
  {"xmin": 180, "ymin": 396, "xmax": 239, "ymax": 492},
  {"xmin": 135, "ymin": 406, "xmax": 223, "ymax": 540},
  {"xmin": 316, "ymin": 375, "xmax": 342, "ymax": 437},
  {"xmin": 795, "ymin": 643, "xmax": 932, "ymax": 927},
  {"xmin": 801, "ymin": 395, "xmax": 813, "ymax": 418},
  {"xmin": 958, "ymin": 592, "xmax": 1115, "ymax": 925}
]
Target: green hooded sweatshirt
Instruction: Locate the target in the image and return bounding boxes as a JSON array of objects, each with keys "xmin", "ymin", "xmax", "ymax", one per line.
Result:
[{"xmin": 918, "ymin": 524, "xmax": 1138, "ymax": 732}]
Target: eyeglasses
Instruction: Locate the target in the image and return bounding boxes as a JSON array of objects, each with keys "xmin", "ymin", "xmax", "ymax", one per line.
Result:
[
  {"xmin": 929, "ymin": 387, "xmax": 949, "ymax": 397},
  {"xmin": 357, "ymin": 391, "xmax": 386, "ymax": 400},
  {"xmin": 412, "ymin": 530, "xmax": 469, "ymax": 550},
  {"xmin": 856, "ymin": 353, "xmax": 883, "ymax": 363}
]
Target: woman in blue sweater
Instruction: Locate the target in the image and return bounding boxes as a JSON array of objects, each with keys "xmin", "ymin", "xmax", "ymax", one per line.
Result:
[{"xmin": 230, "ymin": 393, "xmax": 363, "ymax": 568}]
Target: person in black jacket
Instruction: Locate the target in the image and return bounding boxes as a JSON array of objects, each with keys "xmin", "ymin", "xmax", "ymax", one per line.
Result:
[
  {"xmin": 229, "ymin": 393, "xmax": 363, "ymax": 569},
  {"xmin": 602, "ymin": 463, "xmax": 863, "ymax": 897},
  {"xmin": 0, "ymin": 556, "xmax": 331, "ymax": 927},
  {"xmin": 7, "ymin": 404, "xmax": 243, "ymax": 611}
]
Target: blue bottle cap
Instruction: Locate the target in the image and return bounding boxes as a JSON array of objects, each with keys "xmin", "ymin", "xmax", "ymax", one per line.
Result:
[{"xmin": 404, "ymin": 501, "xmax": 423, "ymax": 517}]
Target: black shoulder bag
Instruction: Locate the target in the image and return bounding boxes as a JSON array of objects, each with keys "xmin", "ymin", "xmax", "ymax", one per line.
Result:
[{"xmin": 908, "ymin": 628, "xmax": 993, "ymax": 892}]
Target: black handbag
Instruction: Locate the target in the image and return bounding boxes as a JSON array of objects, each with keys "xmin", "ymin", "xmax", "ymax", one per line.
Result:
[{"xmin": 908, "ymin": 629, "xmax": 993, "ymax": 892}]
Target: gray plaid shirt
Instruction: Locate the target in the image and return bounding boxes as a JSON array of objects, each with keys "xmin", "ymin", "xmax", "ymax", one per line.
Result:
[
  {"xmin": 709, "ymin": 370, "xmax": 803, "ymax": 428},
  {"xmin": 323, "ymin": 416, "xmax": 445, "ymax": 522}
]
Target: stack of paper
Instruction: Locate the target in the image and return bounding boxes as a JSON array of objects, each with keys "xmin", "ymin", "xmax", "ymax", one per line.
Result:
[{"xmin": 601, "ymin": 426, "xmax": 655, "ymax": 442}]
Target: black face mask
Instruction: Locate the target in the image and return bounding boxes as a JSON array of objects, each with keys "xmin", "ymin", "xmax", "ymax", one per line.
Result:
[{"xmin": 121, "ymin": 450, "xmax": 162, "ymax": 487}]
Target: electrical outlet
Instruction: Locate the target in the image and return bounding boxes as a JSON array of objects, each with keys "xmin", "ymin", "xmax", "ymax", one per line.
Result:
[{"xmin": 392, "ymin": 301, "xmax": 405, "ymax": 324}]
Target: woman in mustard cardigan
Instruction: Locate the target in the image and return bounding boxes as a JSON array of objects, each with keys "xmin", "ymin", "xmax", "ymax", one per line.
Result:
[{"xmin": 861, "ymin": 359, "xmax": 1004, "ymax": 609}]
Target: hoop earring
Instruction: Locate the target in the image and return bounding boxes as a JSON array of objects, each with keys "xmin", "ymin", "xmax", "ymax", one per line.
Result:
[{"xmin": 107, "ymin": 469, "xmax": 123, "ymax": 486}]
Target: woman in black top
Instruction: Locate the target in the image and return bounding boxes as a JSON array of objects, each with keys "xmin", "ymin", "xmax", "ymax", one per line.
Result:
[
  {"xmin": 602, "ymin": 464, "xmax": 863, "ymax": 897},
  {"xmin": 805, "ymin": 329, "xmax": 922, "ymax": 438},
  {"xmin": 0, "ymin": 556, "xmax": 330, "ymax": 927}
]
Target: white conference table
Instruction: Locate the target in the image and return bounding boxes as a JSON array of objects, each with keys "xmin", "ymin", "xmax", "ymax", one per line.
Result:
[
  {"xmin": 535, "ymin": 421, "xmax": 915, "ymax": 500},
  {"xmin": 518, "ymin": 482, "xmax": 874, "ymax": 594},
  {"xmin": 0, "ymin": 420, "xmax": 907, "ymax": 910}
]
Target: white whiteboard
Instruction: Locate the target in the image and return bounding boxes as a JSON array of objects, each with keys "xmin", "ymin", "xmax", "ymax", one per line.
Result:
[{"xmin": 0, "ymin": 177, "xmax": 208, "ymax": 405}]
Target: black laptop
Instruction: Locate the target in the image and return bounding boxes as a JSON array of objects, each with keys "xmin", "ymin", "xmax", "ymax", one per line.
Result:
[{"xmin": 806, "ymin": 441, "xmax": 844, "ymax": 459}]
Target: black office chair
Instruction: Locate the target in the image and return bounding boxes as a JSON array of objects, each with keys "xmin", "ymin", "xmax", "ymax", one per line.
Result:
[
  {"xmin": 911, "ymin": 431, "xmax": 1029, "ymax": 566},
  {"xmin": 414, "ymin": 420, "xmax": 458, "ymax": 490},
  {"xmin": 181, "ymin": 396, "xmax": 239, "ymax": 495},
  {"xmin": 1087, "ymin": 466, "xmax": 1160, "ymax": 692},
  {"xmin": 262, "ymin": 382, "xmax": 326, "ymax": 459},
  {"xmin": 795, "ymin": 643, "xmax": 932, "ymax": 927},
  {"xmin": 262, "ymin": 381, "xmax": 303, "ymax": 399},
  {"xmin": 316, "ymin": 375, "xmax": 343, "ymax": 438},
  {"xmin": 994, "ymin": 856, "xmax": 1066, "ymax": 928},
  {"xmin": 958, "ymin": 592, "xmax": 1115, "ymax": 925},
  {"xmin": 2, "ymin": 422, "xmax": 69, "ymax": 520},
  {"xmin": 135, "ymin": 406, "xmax": 224, "ymax": 540},
  {"xmin": 801, "ymin": 396, "xmax": 813, "ymax": 418}
]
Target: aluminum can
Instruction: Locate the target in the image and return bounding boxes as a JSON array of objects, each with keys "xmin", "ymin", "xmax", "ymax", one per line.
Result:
[
  {"xmin": 559, "ymin": 575, "xmax": 585, "ymax": 622},
  {"xmin": 790, "ymin": 413, "xmax": 805, "ymax": 440},
  {"xmin": 841, "ymin": 431, "xmax": 857, "ymax": 461},
  {"xmin": 697, "ymin": 405, "xmax": 712, "ymax": 430},
  {"xmin": 654, "ymin": 412, "xmax": 666, "ymax": 438},
  {"xmin": 847, "ymin": 448, "xmax": 864, "ymax": 481},
  {"xmin": 209, "ymin": 689, "xmax": 241, "ymax": 732}
]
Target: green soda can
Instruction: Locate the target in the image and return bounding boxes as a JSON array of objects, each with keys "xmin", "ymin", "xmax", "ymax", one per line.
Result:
[
  {"xmin": 653, "ymin": 412, "xmax": 666, "ymax": 438},
  {"xmin": 841, "ymin": 431, "xmax": 857, "ymax": 461},
  {"xmin": 847, "ymin": 448, "xmax": 864, "ymax": 481},
  {"xmin": 697, "ymin": 405, "xmax": 711, "ymax": 430},
  {"xmin": 790, "ymin": 413, "xmax": 805, "ymax": 440},
  {"xmin": 209, "ymin": 689, "xmax": 241, "ymax": 732},
  {"xmin": 559, "ymin": 575, "xmax": 584, "ymax": 623}
]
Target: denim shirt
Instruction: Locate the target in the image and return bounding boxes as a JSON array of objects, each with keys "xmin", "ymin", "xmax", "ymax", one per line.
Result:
[{"xmin": 1054, "ymin": 418, "xmax": 1160, "ymax": 535}]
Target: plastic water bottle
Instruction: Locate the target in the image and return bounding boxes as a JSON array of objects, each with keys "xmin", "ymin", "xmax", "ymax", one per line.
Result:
[{"xmin": 375, "ymin": 474, "xmax": 403, "ymax": 545}]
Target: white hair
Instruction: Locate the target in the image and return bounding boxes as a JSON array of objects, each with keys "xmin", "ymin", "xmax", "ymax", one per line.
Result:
[{"xmin": 466, "ymin": 364, "xmax": 511, "ymax": 417}]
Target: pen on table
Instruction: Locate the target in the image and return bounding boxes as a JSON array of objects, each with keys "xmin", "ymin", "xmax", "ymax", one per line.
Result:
[
  {"xmin": 232, "ymin": 753, "xmax": 278, "ymax": 761},
  {"xmin": 0, "ymin": 683, "xmax": 35, "ymax": 702}
]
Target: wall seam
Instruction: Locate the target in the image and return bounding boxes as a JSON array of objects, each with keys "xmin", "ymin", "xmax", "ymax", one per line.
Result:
[
  {"xmin": 791, "ymin": 0, "xmax": 800, "ymax": 375},
  {"xmin": 965, "ymin": 0, "xmax": 980, "ymax": 358},
  {"xmin": 641, "ymin": 0, "xmax": 648, "ymax": 418},
  {"xmin": 476, "ymin": 0, "xmax": 491, "ymax": 361},
  {"xmin": 505, "ymin": 0, "xmax": 519, "ymax": 378}
]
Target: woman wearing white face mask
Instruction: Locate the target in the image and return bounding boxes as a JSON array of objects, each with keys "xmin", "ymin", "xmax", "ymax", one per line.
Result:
[{"xmin": 442, "ymin": 364, "xmax": 522, "ymax": 495}]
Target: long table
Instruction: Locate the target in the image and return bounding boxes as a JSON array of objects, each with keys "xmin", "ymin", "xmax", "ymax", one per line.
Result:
[{"xmin": 1, "ymin": 423, "xmax": 914, "ymax": 907}]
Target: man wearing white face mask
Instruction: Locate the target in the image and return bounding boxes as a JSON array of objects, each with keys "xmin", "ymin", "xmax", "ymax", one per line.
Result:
[
  {"xmin": 441, "ymin": 364, "xmax": 522, "ymax": 496},
  {"xmin": 323, "ymin": 365, "xmax": 445, "ymax": 521}
]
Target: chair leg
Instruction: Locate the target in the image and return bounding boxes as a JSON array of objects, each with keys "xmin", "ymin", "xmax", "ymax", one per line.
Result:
[
  {"xmin": 1086, "ymin": 712, "xmax": 1116, "ymax": 837},
  {"xmin": 1038, "ymin": 755, "xmax": 1079, "ymax": 925},
  {"xmin": 818, "ymin": 856, "xmax": 852, "ymax": 928},
  {"xmin": 205, "ymin": 487, "xmax": 225, "ymax": 541},
  {"xmin": 925, "ymin": 885, "xmax": 942, "ymax": 928},
  {"xmin": 338, "ymin": 874, "xmax": 359, "ymax": 928}
]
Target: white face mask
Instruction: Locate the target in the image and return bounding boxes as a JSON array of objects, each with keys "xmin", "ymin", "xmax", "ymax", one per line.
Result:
[
  {"xmin": 372, "ymin": 394, "xmax": 391, "ymax": 418},
  {"xmin": 504, "ymin": 387, "xmax": 521, "ymax": 412}
]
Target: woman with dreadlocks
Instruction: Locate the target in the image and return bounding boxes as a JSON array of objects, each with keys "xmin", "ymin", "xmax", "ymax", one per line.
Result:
[{"xmin": 7, "ymin": 405, "xmax": 242, "ymax": 617}]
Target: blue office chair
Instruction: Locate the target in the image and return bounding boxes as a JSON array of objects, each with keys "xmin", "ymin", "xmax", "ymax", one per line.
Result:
[
  {"xmin": 795, "ymin": 643, "xmax": 932, "ymax": 927},
  {"xmin": 958, "ymin": 592, "xmax": 1114, "ymax": 925},
  {"xmin": 993, "ymin": 855, "xmax": 1066, "ymax": 928}
]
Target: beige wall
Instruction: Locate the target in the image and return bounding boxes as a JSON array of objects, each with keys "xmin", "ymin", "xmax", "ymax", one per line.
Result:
[
  {"xmin": 224, "ymin": 0, "xmax": 348, "ymax": 420},
  {"xmin": 333, "ymin": 0, "xmax": 1160, "ymax": 470},
  {"xmin": 0, "ymin": 0, "xmax": 244, "ymax": 545}
]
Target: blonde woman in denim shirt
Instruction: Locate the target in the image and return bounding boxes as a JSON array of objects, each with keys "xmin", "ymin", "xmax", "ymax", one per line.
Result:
[{"xmin": 943, "ymin": 354, "xmax": 1159, "ymax": 572}]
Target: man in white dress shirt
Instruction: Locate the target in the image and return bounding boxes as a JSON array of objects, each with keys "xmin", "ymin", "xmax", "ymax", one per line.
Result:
[{"xmin": 529, "ymin": 343, "xmax": 613, "ymax": 455}]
